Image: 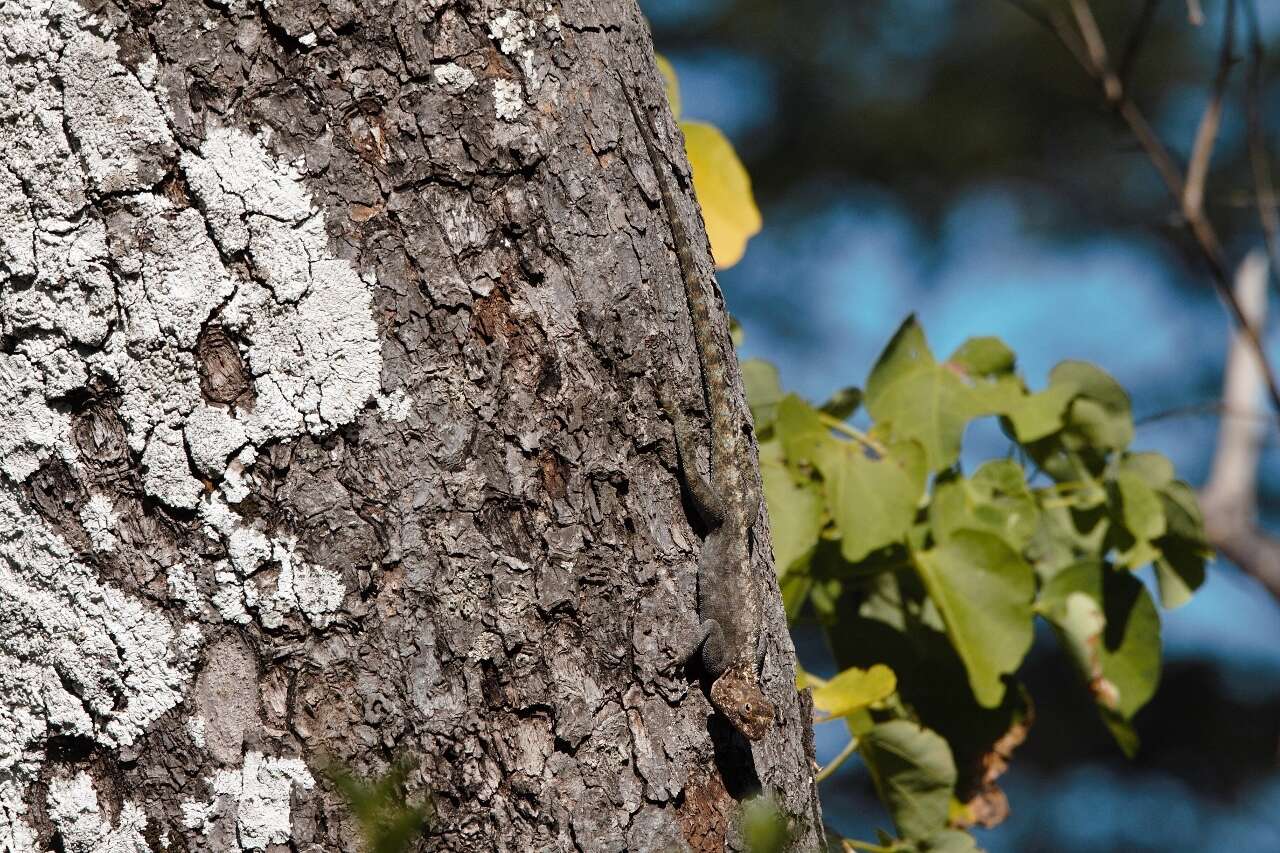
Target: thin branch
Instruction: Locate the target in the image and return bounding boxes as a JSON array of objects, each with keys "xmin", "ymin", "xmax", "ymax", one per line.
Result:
[
  {"xmin": 815, "ymin": 735, "xmax": 860, "ymax": 783},
  {"xmin": 1008, "ymin": 0, "xmax": 1280, "ymax": 428},
  {"xmin": 1203, "ymin": 250, "xmax": 1268, "ymax": 506},
  {"xmin": 1200, "ymin": 251, "xmax": 1280, "ymax": 601},
  {"xmin": 1001, "ymin": 0, "xmax": 1092, "ymax": 71},
  {"xmin": 1135, "ymin": 399, "xmax": 1275, "ymax": 426},
  {"xmin": 1070, "ymin": 0, "xmax": 1122, "ymax": 102},
  {"xmin": 1183, "ymin": 0, "xmax": 1236, "ymax": 222},
  {"xmin": 1118, "ymin": 0, "xmax": 1165, "ymax": 90},
  {"xmin": 1115, "ymin": 98, "xmax": 1188, "ymax": 198},
  {"xmin": 1242, "ymin": 0, "xmax": 1280, "ymax": 290},
  {"xmin": 1187, "ymin": 0, "xmax": 1205, "ymax": 26}
]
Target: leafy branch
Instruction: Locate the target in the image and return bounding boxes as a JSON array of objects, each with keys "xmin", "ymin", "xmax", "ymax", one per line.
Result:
[{"xmin": 747, "ymin": 317, "xmax": 1209, "ymax": 850}]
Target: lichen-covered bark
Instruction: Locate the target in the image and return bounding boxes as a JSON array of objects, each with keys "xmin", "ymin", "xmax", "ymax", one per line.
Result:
[{"xmin": 0, "ymin": 0, "xmax": 821, "ymax": 850}]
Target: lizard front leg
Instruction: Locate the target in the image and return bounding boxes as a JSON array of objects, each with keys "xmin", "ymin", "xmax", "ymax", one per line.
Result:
[{"xmin": 692, "ymin": 612, "xmax": 729, "ymax": 678}]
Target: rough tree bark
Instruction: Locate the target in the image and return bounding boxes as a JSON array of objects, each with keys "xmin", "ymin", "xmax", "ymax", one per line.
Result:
[{"xmin": 0, "ymin": 0, "xmax": 821, "ymax": 850}]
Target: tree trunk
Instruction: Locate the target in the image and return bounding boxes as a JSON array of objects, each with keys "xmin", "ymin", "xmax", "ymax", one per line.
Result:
[{"xmin": 0, "ymin": 0, "xmax": 821, "ymax": 850}]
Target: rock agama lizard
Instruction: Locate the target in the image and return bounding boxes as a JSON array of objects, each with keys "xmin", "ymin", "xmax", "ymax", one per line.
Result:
[{"xmin": 619, "ymin": 76, "xmax": 775, "ymax": 741}]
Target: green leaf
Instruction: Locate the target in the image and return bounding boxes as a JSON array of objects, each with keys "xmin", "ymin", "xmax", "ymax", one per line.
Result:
[
  {"xmin": 1094, "ymin": 568, "xmax": 1160, "ymax": 720},
  {"xmin": 742, "ymin": 359, "xmax": 783, "ymax": 433},
  {"xmin": 947, "ymin": 337, "xmax": 1016, "ymax": 378},
  {"xmin": 913, "ymin": 530, "xmax": 1036, "ymax": 707},
  {"xmin": 1040, "ymin": 561, "xmax": 1161, "ymax": 722},
  {"xmin": 1119, "ymin": 452, "xmax": 1174, "ymax": 489},
  {"xmin": 1153, "ymin": 541, "xmax": 1207, "ymax": 610},
  {"xmin": 865, "ymin": 317, "xmax": 974, "ymax": 471},
  {"xmin": 779, "ymin": 568, "xmax": 813, "ymax": 622},
  {"xmin": 964, "ymin": 373, "xmax": 1025, "ymax": 421},
  {"xmin": 819, "ymin": 439, "xmax": 927, "ymax": 562},
  {"xmin": 759, "ymin": 439, "xmax": 822, "ymax": 576},
  {"xmin": 1006, "ymin": 383, "xmax": 1074, "ymax": 442},
  {"xmin": 1158, "ymin": 480, "xmax": 1209, "ymax": 546},
  {"xmin": 740, "ymin": 796, "xmax": 791, "ymax": 853},
  {"xmin": 1053, "ymin": 361, "xmax": 1134, "ymax": 452},
  {"xmin": 866, "ymin": 316, "xmax": 936, "ymax": 399},
  {"xmin": 1027, "ymin": 501, "xmax": 1109, "ymax": 582},
  {"xmin": 327, "ymin": 759, "xmax": 431, "ymax": 853},
  {"xmin": 1101, "ymin": 711, "xmax": 1141, "ymax": 759},
  {"xmin": 811, "ymin": 664, "xmax": 897, "ymax": 719},
  {"xmin": 776, "ymin": 394, "xmax": 829, "ymax": 468},
  {"xmin": 1115, "ymin": 471, "xmax": 1166, "ymax": 543},
  {"xmin": 930, "ymin": 461, "xmax": 1038, "ymax": 552},
  {"xmin": 1150, "ymin": 481, "xmax": 1209, "ymax": 608},
  {"xmin": 859, "ymin": 720, "xmax": 957, "ymax": 841},
  {"xmin": 820, "ymin": 386, "xmax": 863, "ymax": 420},
  {"xmin": 921, "ymin": 829, "xmax": 982, "ymax": 852}
]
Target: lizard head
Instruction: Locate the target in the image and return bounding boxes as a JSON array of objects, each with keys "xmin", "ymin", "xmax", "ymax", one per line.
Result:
[{"xmin": 710, "ymin": 662, "xmax": 775, "ymax": 741}]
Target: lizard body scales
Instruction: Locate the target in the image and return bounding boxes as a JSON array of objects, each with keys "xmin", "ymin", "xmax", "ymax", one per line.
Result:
[{"xmin": 620, "ymin": 78, "xmax": 775, "ymax": 741}]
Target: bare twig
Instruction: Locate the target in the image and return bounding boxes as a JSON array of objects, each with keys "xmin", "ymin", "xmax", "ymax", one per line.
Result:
[
  {"xmin": 1183, "ymin": 0, "xmax": 1236, "ymax": 222},
  {"xmin": 1118, "ymin": 0, "xmax": 1164, "ymax": 90},
  {"xmin": 1005, "ymin": 0, "xmax": 1093, "ymax": 71},
  {"xmin": 1002, "ymin": 0, "xmax": 1280, "ymax": 427},
  {"xmin": 1069, "ymin": 0, "xmax": 1122, "ymax": 101},
  {"xmin": 1200, "ymin": 251, "xmax": 1280, "ymax": 600},
  {"xmin": 1242, "ymin": 0, "xmax": 1280, "ymax": 289},
  {"xmin": 1135, "ymin": 400, "xmax": 1274, "ymax": 426}
]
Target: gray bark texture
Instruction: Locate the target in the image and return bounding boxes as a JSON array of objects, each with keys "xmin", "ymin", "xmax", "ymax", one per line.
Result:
[{"xmin": 0, "ymin": 0, "xmax": 822, "ymax": 850}]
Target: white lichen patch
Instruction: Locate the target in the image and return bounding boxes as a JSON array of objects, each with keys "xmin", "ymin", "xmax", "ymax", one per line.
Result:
[
  {"xmin": 376, "ymin": 387, "xmax": 413, "ymax": 422},
  {"xmin": 47, "ymin": 772, "xmax": 151, "ymax": 853},
  {"xmin": 141, "ymin": 421, "xmax": 204, "ymax": 510},
  {"xmin": 211, "ymin": 560, "xmax": 253, "ymax": 625},
  {"xmin": 488, "ymin": 9, "xmax": 539, "ymax": 81},
  {"xmin": 0, "ymin": 491, "xmax": 200, "ymax": 783},
  {"xmin": 180, "ymin": 127, "xmax": 382, "ymax": 435},
  {"xmin": 215, "ymin": 444, "xmax": 259, "ymax": 504},
  {"xmin": 1, "ymin": 0, "xmax": 382, "ymax": 506},
  {"xmin": 187, "ymin": 714, "xmax": 207, "ymax": 748},
  {"xmin": 181, "ymin": 751, "xmax": 315, "ymax": 850},
  {"xmin": 167, "ymin": 563, "xmax": 205, "ymax": 617},
  {"xmin": 0, "ymin": 352, "xmax": 75, "ymax": 483},
  {"xmin": 80, "ymin": 493, "xmax": 119, "ymax": 552},
  {"xmin": 494, "ymin": 78, "xmax": 526, "ymax": 122},
  {"xmin": 59, "ymin": 27, "xmax": 174, "ymax": 194},
  {"xmin": 0, "ymin": 780, "xmax": 38, "ymax": 852},
  {"xmin": 202, "ymin": 496, "xmax": 345, "ymax": 628},
  {"xmin": 433, "ymin": 62, "xmax": 476, "ymax": 94},
  {"xmin": 0, "ymin": 0, "xmax": 373, "ymax": 825}
]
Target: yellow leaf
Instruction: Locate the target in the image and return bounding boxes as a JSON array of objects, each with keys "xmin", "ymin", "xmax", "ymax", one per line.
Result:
[
  {"xmin": 681, "ymin": 120, "xmax": 762, "ymax": 269},
  {"xmin": 811, "ymin": 664, "xmax": 897, "ymax": 719},
  {"xmin": 655, "ymin": 54, "xmax": 682, "ymax": 119}
]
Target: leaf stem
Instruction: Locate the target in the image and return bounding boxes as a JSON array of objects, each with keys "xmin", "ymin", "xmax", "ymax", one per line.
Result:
[
  {"xmin": 815, "ymin": 735, "xmax": 860, "ymax": 783},
  {"xmin": 819, "ymin": 413, "xmax": 887, "ymax": 455},
  {"xmin": 842, "ymin": 840, "xmax": 897, "ymax": 853}
]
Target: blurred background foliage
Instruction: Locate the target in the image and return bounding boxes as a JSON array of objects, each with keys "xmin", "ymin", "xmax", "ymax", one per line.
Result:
[{"xmin": 640, "ymin": 0, "xmax": 1280, "ymax": 850}]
